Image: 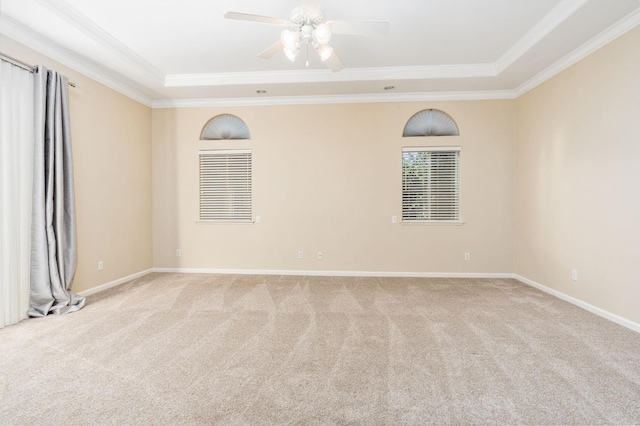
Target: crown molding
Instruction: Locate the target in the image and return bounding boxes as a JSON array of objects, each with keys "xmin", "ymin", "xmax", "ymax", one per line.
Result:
[
  {"xmin": 495, "ymin": 0, "xmax": 589, "ymax": 74},
  {"xmin": 152, "ymin": 90, "xmax": 516, "ymax": 108},
  {"xmin": 0, "ymin": 16, "xmax": 153, "ymax": 107},
  {"xmin": 3, "ymin": 1, "xmax": 637, "ymax": 109},
  {"xmin": 164, "ymin": 64, "xmax": 497, "ymax": 87},
  {"xmin": 34, "ymin": 0, "xmax": 164, "ymax": 84},
  {"xmin": 514, "ymin": 7, "xmax": 640, "ymax": 97}
]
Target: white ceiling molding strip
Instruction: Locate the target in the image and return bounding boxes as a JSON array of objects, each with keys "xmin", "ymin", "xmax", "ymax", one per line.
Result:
[
  {"xmin": 0, "ymin": 16, "xmax": 153, "ymax": 107},
  {"xmin": 494, "ymin": 0, "xmax": 589, "ymax": 74},
  {"xmin": 34, "ymin": 0, "xmax": 165, "ymax": 84},
  {"xmin": 151, "ymin": 90, "xmax": 517, "ymax": 109},
  {"xmin": 164, "ymin": 64, "xmax": 497, "ymax": 87},
  {"xmin": 515, "ymin": 8, "xmax": 640, "ymax": 97}
]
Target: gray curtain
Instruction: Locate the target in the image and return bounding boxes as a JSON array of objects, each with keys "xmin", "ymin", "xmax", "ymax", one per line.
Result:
[{"xmin": 29, "ymin": 66, "xmax": 85, "ymax": 317}]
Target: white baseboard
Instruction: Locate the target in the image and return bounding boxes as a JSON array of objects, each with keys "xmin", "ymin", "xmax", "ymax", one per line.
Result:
[
  {"xmin": 77, "ymin": 269, "xmax": 154, "ymax": 297},
  {"xmin": 514, "ymin": 274, "xmax": 640, "ymax": 334},
  {"xmin": 152, "ymin": 267, "xmax": 512, "ymax": 279},
  {"xmin": 75, "ymin": 267, "xmax": 639, "ymax": 334}
]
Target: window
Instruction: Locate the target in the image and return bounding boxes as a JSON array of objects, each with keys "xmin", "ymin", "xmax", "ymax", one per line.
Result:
[
  {"xmin": 199, "ymin": 150, "xmax": 252, "ymax": 222},
  {"xmin": 402, "ymin": 147, "xmax": 460, "ymax": 222},
  {"xmin": 200, "ymin": 114, "xmax": 250, "ymax": 140},
  {"xmin": 402, "ymin": 109, "xmax": 460, "ymax": 137}
]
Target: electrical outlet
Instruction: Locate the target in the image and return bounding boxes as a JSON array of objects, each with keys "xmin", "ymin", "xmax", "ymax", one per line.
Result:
[
  {"xmin": 391, "ymin": 215, "xmax": 398, "ymax": 224},
  {"xmin": 317, "ymin": 251, "xmax": 323, "ymax": 260},
  {"xmin": 176, "ymin": 249, "xmax": 181, "ymax": 257},
  {"xmin": 98, "ymin": 261, "xmax": 104, "ymax": 271},
  {"xmin": 464, "ymin": 253, "xmax": 471, "ymax": 261},
  {"xmin": 571, "ymin": 270, "xmax": 578, "ymax": 281},
  {"xmin": 255, "ymin": 215, "xmax": 261, "ymax": 223},
  {"xmin": 298, "ymin": 250, "xmax": 304, "ymax": 259}
]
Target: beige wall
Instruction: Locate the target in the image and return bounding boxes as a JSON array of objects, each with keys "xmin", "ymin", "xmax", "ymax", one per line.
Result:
[
  {"xmin": 153, "ymin": 100, "xmax": 515, "ymax": 273},
  {"xmin": 515, "ymin": 27, "xmax": 640, "ymax": 323},
  {"xmin": 1, "ymin": 35, "xmax": 153, "ymax": 293}
]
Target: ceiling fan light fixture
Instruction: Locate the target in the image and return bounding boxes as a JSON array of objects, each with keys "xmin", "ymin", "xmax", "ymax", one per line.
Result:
[
  {"xmin": 316, "ymin": 44, "xmax": 333, "ymax": 62},
  {"xmin": 281, "ymin": 29, "xmax": 299, "ymax": 49},
  {"xmin": 313, "ymin": 23, "xmax": 331, "ymax": 44},
  {"xmin": 284, "ymin": 47, "xmax": 299, "ymax": 62}
]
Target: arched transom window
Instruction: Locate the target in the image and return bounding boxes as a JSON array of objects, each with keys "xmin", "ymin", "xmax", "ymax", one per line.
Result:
[
  {"xmin": 402, "ymin": 109, "xmax": 460, "ymax": 137},
  {"xmin": 201, "ymin": 114, "xmax": 250, "ymax": 140}
]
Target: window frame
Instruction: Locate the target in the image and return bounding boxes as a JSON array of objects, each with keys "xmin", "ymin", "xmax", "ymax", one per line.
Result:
[
  {"xmin": 198, "ymin": 149, "xmax": 253, "ymax": 224},
  {"xmin": 401, "ymin": 146, "xmax": 462, "ymax": 225}
]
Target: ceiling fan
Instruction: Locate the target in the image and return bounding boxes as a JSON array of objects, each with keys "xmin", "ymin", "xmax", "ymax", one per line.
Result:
[{"xmin": 224, "ymin": 0, "xmax": 390, "ymax": 72}]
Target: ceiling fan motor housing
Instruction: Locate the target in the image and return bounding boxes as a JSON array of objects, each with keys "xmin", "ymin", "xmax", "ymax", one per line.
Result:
[{"xmin": 289, "ymin": 7, "xmax": 324, "ymax": 26}]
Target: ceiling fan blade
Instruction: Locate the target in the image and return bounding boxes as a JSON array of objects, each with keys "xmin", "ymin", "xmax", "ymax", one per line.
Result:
[
  {"xmin": 325, "ymin": 51, "xmax": 344, "ymax": 72},
  {"xmin": 258, "ymin": 41, "xmax": 284, "ymax": 59},
  {"xmin": 301, "ymin": 0, "xmax": 321, "ymax": 17},
  {"xmin": 224, "ymin": 11, "xmax": 290, "ymax": 26},
  {"xmin": 329, "ymin": 20, "xmax": 390, "ymax": 36}
]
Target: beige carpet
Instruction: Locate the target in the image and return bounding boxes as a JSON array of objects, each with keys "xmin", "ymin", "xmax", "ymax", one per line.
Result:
[{"xmin": 1, "ymin": 273, "xmax": 639, "ymax": 425}]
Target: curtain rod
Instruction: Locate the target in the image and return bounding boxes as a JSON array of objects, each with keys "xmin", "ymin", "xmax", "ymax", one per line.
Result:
[{"xmin": 1, "ymin": 53, "xmax": 77, "ymax": 88}]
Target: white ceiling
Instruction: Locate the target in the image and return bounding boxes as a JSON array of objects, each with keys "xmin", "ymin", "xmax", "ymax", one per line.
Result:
[{"xmin": 1, "ymin": 0, "xmax": 639, "ymax": 106}]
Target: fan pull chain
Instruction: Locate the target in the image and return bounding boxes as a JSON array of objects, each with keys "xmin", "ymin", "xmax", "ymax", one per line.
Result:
[{"xmin": 306, "ymin": 43, "xmax": 309, "ymax": 67}]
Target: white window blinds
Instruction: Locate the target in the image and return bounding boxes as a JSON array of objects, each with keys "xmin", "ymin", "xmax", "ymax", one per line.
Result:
[
  {"xmin": 199, "ymin": 150, "xmax": 252, "ymax": 221},
  {"xmin": 402, "ymin": 147, "xmax": 460, "ymax": 222}
]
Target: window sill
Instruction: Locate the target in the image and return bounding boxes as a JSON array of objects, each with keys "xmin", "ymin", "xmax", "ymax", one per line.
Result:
[
  {"xmin": 196, "ymin": 220, "xmax": 254, "ymax": 225},
  {"xmin": 400, "ymin": 220, "xmax": 465, "ymax": 226}
]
